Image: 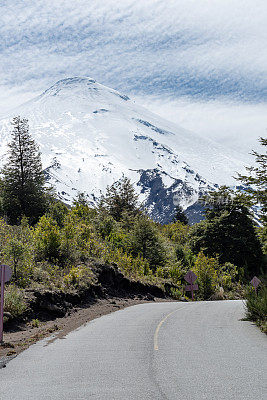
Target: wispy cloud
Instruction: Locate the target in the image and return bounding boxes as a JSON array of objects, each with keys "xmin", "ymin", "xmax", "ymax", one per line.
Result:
[
  {"xmin": 0, "ymin": 0, "xmax": 266, "ymax": 152},
  {"xmin": 135, "ymin": 95, "xmax": 267, "ymax": 155}
]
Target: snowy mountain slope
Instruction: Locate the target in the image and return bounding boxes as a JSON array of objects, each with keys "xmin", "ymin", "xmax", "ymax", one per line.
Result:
[{"xmin": 0, "ymin": 77, "xmax": 247, "ymax": 223}]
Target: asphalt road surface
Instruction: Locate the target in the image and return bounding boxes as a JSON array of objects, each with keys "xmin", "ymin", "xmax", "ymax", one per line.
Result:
[{"xmin": 1, "ymin": 300, "xmax": 266, "ymax": 399}]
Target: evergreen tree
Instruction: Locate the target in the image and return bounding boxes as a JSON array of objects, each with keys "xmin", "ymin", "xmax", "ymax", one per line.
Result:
[
  {"xmin": 1, "ymin": 116, "xmax": 47, "ymax": 224},
  {"xmin": 189, "ymin": 187, "xmax": 264, "ymax": 277},
  {"xmin": 99, "ymin": 176, "xmax": 139, "ymax": 221},
  {"xmin": 130, "ymin": 217, "xmax": 166, "ymax": 271},
  {"xmin": 173, "ymin": 205, "xmax": 188, "ymax": 225},
  {"xmin": 236, "ymin": 137, "xmax": 267, "ymax": 222}
]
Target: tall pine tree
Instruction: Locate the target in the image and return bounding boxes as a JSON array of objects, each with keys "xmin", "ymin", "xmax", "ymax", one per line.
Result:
[{"xmin": 1, "ymin": 116, "xmax": 47, "ymax": 224}]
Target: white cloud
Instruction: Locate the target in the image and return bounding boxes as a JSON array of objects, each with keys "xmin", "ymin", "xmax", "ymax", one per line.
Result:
[
  {"xmin": 0, "ymin": 0, "xmax": 266, "ymax": 151},
  {"xmin": 134, "ymin": 95, "xmax": 267, "ymax": 158}
]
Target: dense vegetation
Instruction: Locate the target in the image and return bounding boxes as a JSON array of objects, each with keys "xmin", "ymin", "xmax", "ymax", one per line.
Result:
[{"xmin": 0, "ymin": 119, "xmax": 266, "ymax": 322}]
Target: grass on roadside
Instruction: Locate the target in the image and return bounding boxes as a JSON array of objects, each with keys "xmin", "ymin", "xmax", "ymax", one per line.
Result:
[{"xmin": 244, "ymin": 286, "xmax": 267, "ymax": 333}]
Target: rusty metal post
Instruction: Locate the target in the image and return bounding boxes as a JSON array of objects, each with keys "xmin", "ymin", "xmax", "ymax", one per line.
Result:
[{"xmin": 0, "ymin": 265, "xmax": 5, "ymax": 343}]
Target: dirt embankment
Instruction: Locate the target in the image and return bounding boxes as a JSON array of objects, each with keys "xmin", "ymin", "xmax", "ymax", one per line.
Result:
[{"xmin": 0, "ymin": 263, "xmax": 177, "ymax": 367}]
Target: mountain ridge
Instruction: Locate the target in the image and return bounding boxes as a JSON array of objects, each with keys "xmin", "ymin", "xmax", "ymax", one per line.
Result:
[{"xmin": 0, "ymin": 77, "xmax": 246, "ymax": 223}]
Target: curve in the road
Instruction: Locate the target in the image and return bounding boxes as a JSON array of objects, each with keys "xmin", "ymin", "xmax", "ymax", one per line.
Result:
[
  {"xmin": 0, "ymin": 300, "xmax": 266, "ymax": 400},
  {"xmin": 154, "ymin": 305, "xmax": 188, "ymax": 351}
]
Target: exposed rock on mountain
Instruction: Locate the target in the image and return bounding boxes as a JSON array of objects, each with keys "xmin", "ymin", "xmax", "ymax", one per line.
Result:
[{"xmin": 0, "ymin": 77, "xmax": 246, "ymax": 223}]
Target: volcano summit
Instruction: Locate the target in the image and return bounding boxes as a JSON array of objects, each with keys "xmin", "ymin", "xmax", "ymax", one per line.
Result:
[{"xmin": 0, "ymin": 77, "xmax": 246, "ymax": 223}]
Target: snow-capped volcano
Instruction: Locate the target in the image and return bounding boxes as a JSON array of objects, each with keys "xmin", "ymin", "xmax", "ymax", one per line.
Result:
[{"xmin": 0, "ymin": 77, "xmax": 246, "ymax": 223}]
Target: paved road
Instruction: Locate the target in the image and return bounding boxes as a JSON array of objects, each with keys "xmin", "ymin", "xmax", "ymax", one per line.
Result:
[{"xmin": 0, "ymin": 300, "xmax": 266, "ymax": 399}]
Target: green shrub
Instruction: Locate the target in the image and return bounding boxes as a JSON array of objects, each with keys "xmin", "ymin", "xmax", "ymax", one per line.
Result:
[
  {"xmin": 31, "ymin": 262, "xmax": 62, "ymax": 289},
  {"xmin": 31, "ymin": 318, "xmax": 40, "ymax": 328},
  {"xmin": 103, "ymin": 247, "xmax": 151, "ymax": 278},
  {"xmin": 48, "ymin": 201, "xmax": 69, "ymax": 227},
  {"xmin": 33, "ymin": 215, "xmax": 61, "ymax": 261},
  {"xmin": 157, "ymin": 264, "xmax": 182, "ymax": 285},
  {"xmin": 97, "ymin": 215, "xmax": 117, "ymax": 239},
  {"xmin": 4, "ymin": 238, "xmax": 27, "ymax": 279},
  {"xmin": 217, "ymin": 262, "xmax": 238, "ymax": 290},
  {"xmin": 245, "ymin": 286, "xmax": 267, "ymax": 322},
  {"xmin": 63, "ymin": 265, "xmax": 95, "ymax": 289},
  {"xmin": 162, "ymin": 221, "xmax": 189, "ymax": 245},
  {"xmin": 4, "ymin": 285, "xmax": 27, "ymax": 318},
  {"xmin": 176, "ymin": 245, "xmax": 195, "ymax": 268},
  {"xmin": 176, "ymin": 244, "xmax": 186, "ymax": 262},
  {"xmin": 156, "ymin": 266, "xmax": 171, "ymax": 280},
  {"xmin": 170, "ymin": 287, "xmax": 183, "ymax": 300},
  {"xmin": 59, "ymin": 214, "xmax": 78, "ymax": 262},
  {"xmin": 193, "ymin": 252, "xmax": 218, "ymax": 299}
]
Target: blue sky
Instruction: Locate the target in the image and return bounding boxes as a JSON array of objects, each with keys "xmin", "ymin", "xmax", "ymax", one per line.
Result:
[{"xmin": 1, "ymin": 0, "xmax": 266, "ymax": 154}]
